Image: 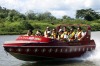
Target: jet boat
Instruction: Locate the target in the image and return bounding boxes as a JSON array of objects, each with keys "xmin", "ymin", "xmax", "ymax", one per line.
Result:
[{"xmin": 3, "ymin": 25, "xmax": 96, "ymax": 61}]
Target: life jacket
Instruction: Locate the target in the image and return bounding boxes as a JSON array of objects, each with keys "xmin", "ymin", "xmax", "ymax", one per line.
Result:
[
  {"xmin": 76, "ymin": 31, "xmax": 82, "ymax": 40},
  {"xmin": 69, "ymin": 32, "xmax": 75, "ymax": 40},
  {"xmin": 58, "ymin": 33, "xmax": 64, "ymax": 40},
  {"xmin": 63, "ymin": 31, "xmax": 67, "ymax": 35},
  {"xmin": 61, "ymin": 33, "xmax": 64, "ymax": 39},
  {"xmin": 51, "ymin": 32, "xmax": 57, "ymax": 39}
]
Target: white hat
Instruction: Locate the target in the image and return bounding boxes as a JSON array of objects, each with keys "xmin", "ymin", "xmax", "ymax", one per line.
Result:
[{"xmin": 59, "ymin": 29, "xmax": 63, "ymax": 32}]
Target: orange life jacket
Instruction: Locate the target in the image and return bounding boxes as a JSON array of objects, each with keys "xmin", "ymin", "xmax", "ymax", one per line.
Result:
[
  {"xmin": 69, "ymin": 32, "xmax": 75, "ymax": 41},
  {"xmin": 77, "ymin": 31, "xmax": 82, "ymax": 40},
  {"xmin": 51, "ymin": 32, "xmax": 57, "ymax": 39}
]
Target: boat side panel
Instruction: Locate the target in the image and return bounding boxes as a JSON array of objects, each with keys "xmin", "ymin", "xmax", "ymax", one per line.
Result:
[{"xmin": 4, "ymin": 45, "xmax": 95, "ymax": 61}]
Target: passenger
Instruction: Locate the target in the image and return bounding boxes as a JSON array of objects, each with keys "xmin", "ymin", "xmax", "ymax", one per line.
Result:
[
  {"xmin": 44, "ymin": 27, "xmax": 51, "ymax": 38},
  {"xmin": 76, "ymin": 27, "xmax": 84, "ymax": 41},
  {"xmin": 63, "ymin": 26, "xmax": 69, "ymax": 40},
  {"xmin": 35, "ymin": 30, "xmax": 42, "ymax": 36},
  {"xmin": 58, "ymin": 29, "xmax": 64, "ymax": 40},
  {"xmin": 56, "ymin": 25, "xmax": 61, "ymax": 31},
  {"xmin": 51, "ymin": 28, "xmax": 57, "ymax": 39},
  {"xmin": 26, "ymin": 29, "xmax": 33, "ymax": 36},
  {"xmin": 69, "ymin": 28, "xmax": 75, "ymax": 41}
]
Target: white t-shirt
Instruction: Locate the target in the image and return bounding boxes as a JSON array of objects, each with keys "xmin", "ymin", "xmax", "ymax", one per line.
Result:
[{"xmin": 64, "ymin": 35, "xmax": 68, "ymax": 39}]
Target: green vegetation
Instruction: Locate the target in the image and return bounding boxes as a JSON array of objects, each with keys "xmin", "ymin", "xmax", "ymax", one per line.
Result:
[
  {"xmin": 0, "ymin": 6, "xmax": 100, "ymax": 35},
  {"xmin": 76, "ymin": 8, "xmax": 100, "ymax": 21}
]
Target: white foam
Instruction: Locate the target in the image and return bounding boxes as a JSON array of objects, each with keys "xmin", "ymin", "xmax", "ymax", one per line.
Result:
[{"xmin": 80, "ymin": 32, "xmax": 100, "ymax": 65}]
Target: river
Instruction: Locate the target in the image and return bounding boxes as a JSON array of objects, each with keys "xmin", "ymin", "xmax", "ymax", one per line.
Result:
[{"xmin": 0, "ymin": 31, "xmax": 100, "ymax": 66}]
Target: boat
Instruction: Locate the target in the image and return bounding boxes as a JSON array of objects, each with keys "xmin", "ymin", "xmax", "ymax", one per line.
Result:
[{"xmin": 3, "ymin": 25, "xmax": 96, "ymax": 61}]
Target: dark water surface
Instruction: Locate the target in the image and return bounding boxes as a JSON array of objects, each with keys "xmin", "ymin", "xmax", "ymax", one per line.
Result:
[{"xmin": 0, "ymin": 32, "xmax": 100, "ymax": 66}]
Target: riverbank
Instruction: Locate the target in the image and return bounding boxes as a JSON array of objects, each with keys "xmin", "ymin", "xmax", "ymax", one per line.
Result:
[
  {"xmin": 0, "ymin": 19, "xmax": 100, "ymax": 35},
  {"xmin": 0, "ymin": 6, "xmax": 100, "ymax": 35}
]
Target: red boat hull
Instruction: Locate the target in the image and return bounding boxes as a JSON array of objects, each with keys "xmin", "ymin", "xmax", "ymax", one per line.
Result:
[{"xmin": 3, "ymin": 38, "xmax": 95, "ymax": 61}]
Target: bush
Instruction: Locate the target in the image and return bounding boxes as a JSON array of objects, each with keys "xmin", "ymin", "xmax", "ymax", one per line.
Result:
[{"xmin": 20, "ymin": 20, "xmax": 34, "ymax": 30}]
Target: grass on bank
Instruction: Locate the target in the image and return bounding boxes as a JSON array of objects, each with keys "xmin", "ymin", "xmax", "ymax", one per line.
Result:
[{"xmin": 0, "ymin": 19, "xmax": 100, "ymax": 35}]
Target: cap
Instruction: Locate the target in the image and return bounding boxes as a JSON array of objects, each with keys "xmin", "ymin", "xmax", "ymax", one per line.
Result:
[{"xmin": 59, "ymin": 29, "xmax": 63, "ymax": 32}]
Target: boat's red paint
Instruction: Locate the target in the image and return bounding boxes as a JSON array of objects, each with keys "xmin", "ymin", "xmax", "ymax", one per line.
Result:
[
  {"xmin": 16, "ymin": 36, "xmax": 51, "ymax": 42},
  {"xmin": 3, "ymin": 26, "xmax": 96, "ymax": 61}
]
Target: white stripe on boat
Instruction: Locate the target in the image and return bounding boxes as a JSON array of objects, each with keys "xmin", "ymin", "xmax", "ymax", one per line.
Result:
[{"xmin": 4, "ymin": 41, "xmax": 48, "ymax": 44}]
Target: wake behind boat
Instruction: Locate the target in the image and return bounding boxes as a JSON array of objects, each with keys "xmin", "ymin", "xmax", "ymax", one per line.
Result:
[{"xmin": 3, "ymin": 25, "xmax": 96, "ymax": 61}]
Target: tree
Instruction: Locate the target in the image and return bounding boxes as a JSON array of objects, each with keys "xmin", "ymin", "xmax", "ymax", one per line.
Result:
[
  {"xmin": 62, "ymin": 15, "xmax": 71, "ymax": 19},
  {"xmin": 0, "ymin": 6, "xmax": 9, "ymax": 20},
  {"xmin": 36, "ymin": 12, "xmax": 55, "ymax": 21},
  {"xmin": 6, "ymin": 9, "xmax": 24, "ymax": 22},
  {"xmin": 25, "ymin": 11, "xmax": 36, "ymax": 20},
  {"xmin": 76, "ymin": 8, "xmax": 100, "ymax": 21}
]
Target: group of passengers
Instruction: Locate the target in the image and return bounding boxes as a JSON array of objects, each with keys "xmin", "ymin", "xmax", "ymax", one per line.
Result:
[
  {"xmin": 26, "ymin": 26, "xmax": 84, "ymax": 41},
  {"xmin": 44, "ymin": 26, "xmax": 84, "ymax": 41}
]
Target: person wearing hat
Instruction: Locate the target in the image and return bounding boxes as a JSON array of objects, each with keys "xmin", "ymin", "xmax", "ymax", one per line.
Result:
[
  {"xmin": 75, "ymin": 26, "xmax": 84, "ymax": 41},
  {"xmin": 44, "ymin": 27, "xmax": 51, "ymax": 38},
  {"xmin": 69, "ymin": 28, "xmax": 75, "ymax": 41},
  {"xmin": 58, "ymin": 29, "xmax": 64, "ymax": 40},
  {"xmin": 63, "ymin": 26, "xmax": 69, "ymax": 41}
]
